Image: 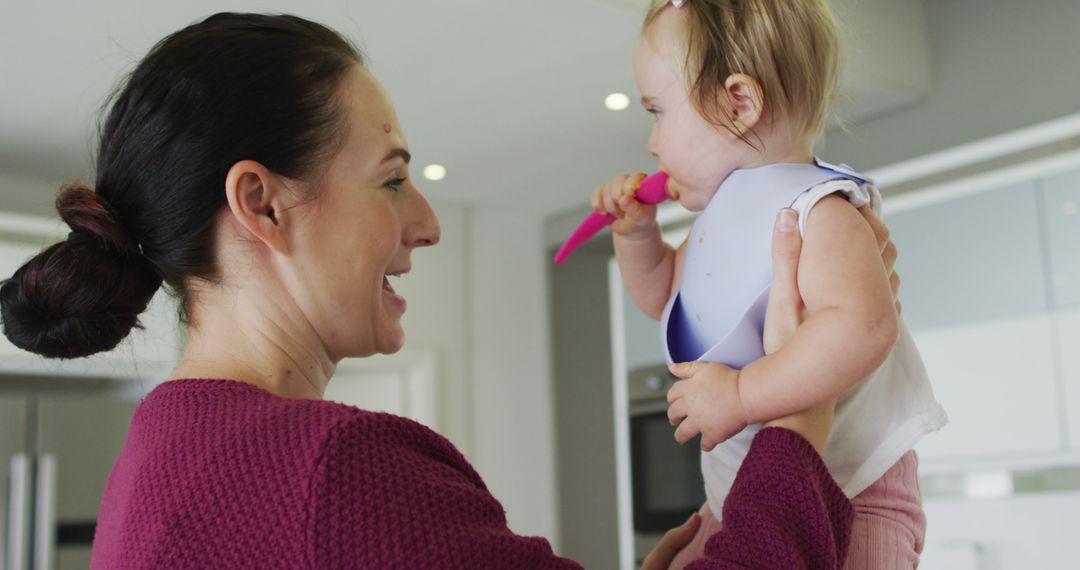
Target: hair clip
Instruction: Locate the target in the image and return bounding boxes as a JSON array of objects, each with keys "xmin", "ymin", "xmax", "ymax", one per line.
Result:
[{"xmin": 671, "ymin": 0, "xmax": 686, "ymax": 7}]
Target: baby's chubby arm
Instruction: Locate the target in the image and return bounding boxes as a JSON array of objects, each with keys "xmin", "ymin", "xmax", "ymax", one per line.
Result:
[
  {"xmin": 738, "ymin": 195, "xmax": 899, "ymax": 423},
  {"xmin": 592, "ymin": 172, "xmax": 683, "ymax": 320}
]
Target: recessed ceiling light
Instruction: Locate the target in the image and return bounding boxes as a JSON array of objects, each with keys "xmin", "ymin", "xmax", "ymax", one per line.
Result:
[
  {"xmin": 605, "ymin": 92, "xmax": 630, "ymax": 111},
  {"xmin": 423, "ymin": 164, "xmax": 446, "ymax": 181}
]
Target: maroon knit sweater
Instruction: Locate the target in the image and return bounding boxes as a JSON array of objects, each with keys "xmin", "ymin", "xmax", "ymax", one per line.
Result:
[{"xmin": 90, "ymin": 379, "xmax": 852, "ymax": 569}]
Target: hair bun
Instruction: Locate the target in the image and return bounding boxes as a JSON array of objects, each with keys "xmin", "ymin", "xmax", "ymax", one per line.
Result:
[
  {"xmin": 0, "ymin": 184, "xmax": 163, "ymax": 359},
  {"xmin": 57, "ymin": 183, "xmax": 138, "ymax": 255}
]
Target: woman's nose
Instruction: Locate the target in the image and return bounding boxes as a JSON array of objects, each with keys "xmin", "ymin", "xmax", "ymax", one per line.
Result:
[{"xmin": 405, "ymin": 188, "xmax": 441, "ymax": 248}]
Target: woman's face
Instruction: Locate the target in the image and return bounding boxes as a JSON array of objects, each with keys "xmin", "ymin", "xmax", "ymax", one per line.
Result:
[{"xmin": 286, "ymin": 66, "xmax": 440, "ymax": 360}]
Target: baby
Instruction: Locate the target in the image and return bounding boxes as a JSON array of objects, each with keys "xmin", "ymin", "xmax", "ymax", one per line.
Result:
[{"xmin": 591, "ymin": 1, "xmax": 947, "ymax": 567}]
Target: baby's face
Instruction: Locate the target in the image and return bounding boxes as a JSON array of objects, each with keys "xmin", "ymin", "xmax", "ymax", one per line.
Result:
[{"xmin": 634, "ymin": 8, "xmax": 756, "ymax": 211}]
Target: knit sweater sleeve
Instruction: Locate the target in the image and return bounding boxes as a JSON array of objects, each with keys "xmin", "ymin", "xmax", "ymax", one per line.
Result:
[
  {"xmin": 686, "ymin": 427, "xmax": 855, "ymax": 570},
  {"xmin": 307, "ymin": 412, "xmax": 582, "ymax": 570}
]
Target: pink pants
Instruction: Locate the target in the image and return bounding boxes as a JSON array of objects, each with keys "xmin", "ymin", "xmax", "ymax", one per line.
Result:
[{"xmin": 670, "ymin": 451, "xmax": 926, "ymax": 569}]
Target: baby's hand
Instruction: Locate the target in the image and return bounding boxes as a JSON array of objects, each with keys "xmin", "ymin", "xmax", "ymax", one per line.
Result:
[
  {"xmin": 590, "ymin": 172, "xmax": 659, "ymax": 239},
  {"xmin": 666, "ymin": 361, "xmax": 748, "ymax": 451}
]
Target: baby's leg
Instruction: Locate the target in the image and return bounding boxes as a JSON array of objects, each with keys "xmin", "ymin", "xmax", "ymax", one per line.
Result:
[
  {"xmin": 668, "ymin": 503, "xmax": 723, "ymax": 570},
  {"xmin": 843, "ymin": 451, "xmax": 926, "ymax": 569}
]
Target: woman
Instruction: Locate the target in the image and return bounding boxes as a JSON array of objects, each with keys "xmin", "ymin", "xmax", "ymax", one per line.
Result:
[{"xmin": 0, "ymin": 13, "xmax": 896, "ymax": 568}]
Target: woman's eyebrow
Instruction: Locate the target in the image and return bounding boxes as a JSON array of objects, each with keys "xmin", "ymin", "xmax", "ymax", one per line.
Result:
[{"xmin": 381, "ymin": 148, "xmax": 412, "ymax": 165}]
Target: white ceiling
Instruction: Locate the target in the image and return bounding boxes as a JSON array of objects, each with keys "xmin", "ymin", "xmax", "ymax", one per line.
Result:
[
  {"xmin": 0, "ymin": 0, "xmax": 930, "ymax": 220},
  {"xmin": 0, "ymin": 0, "xmax": 661, "ymax": 218}
]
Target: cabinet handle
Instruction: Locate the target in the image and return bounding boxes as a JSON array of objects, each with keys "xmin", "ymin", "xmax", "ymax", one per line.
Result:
[
  {"xmin": 7, "ymin": 453, "xmax": 31, "ymax": 570},
  {"xmin": 33, "ymin": 454, "xmax": 56, "ymax": 570}
]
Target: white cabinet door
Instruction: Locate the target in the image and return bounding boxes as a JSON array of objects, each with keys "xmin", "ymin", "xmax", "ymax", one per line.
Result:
[
  {"xmin": 323, "ymin": 350, "xmax": 439, "ymax": 428},
  {"xmin": 922, "ymin": 492, "xmax": 1080, "ymax": 570},
  {"xmin": 1057, "ymin": 308, "xmax": 1080, "ymax": 450},
  {"xmin": 621, "ymin": 283, "xmax": 667, "ymax": 372},
  {"xmin": 1041, "ymin": 167, "xmax": 1080, "ymax": 308},
  {"xmin": 886, "ymin": 181, "xmax": 1048, "ymax": 331},
  {"xmin": 914, "ymin": 313, "xmax": 1062, "ymax": 462}
]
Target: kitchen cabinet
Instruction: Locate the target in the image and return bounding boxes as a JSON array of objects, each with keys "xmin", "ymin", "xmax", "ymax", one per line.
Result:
[
  {"xmin": 913, "ymin": 314, "xmax": 1062, "ymax": 462},
  {"xmin": 1, "ymin": 392, "xmax": 136, "ymax": 570},
  {"xmin": 922, "ymin": 492, "xmax": 1080, "ymax": 570},
  {"xmin": 1040, "ymin": 166, "xmax": 1080, "ymax": 308},
  {"xmin": 621, "ymin": 285, "xmax": 667, "ymax": 372},
  {"xmin": 323, "ymin": 350, "xmax": 439, "ymax": 429},
  {"xmin": 886, "ymin": 181, "xmax": 1049, "ymax": 331},
  {"xmin": 1056, "ymin": 308, "xmax": 1080, "ymax": 450},
  {"xmin": 885, "ymin": 171, "xmax": 1080, "ymax": 467},
  {"xmin": 0, "ymin": 395, "xmax": 29, "ymax": 569}
]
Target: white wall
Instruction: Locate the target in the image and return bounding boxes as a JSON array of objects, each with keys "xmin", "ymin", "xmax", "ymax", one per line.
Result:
[
  {"xmin": 0, "ymin": 171, "xmax": 61, "ymax": 219},
  {"xmin": 386, "ymin": 200, "xmax": 561, "ymax": 547},
  {"xmin": 391, "ymin": 202, "xmax": 475, "ymax": 453},
  {"xmin": 820, "ymin": 0, "xmax": 1080, "ymax": 171},
  {"xmin": 469, "ymin": 208, "xmax": 560, "ymax": 545},
  {"xmin": 548, "ymin": 244, "xmax": 621, "ymax": 568}
]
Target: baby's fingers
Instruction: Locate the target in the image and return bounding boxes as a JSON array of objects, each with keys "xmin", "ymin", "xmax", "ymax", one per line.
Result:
[
  {"xmin": 667, "ymin": 398, "xmax": 687, "ymax": 427},
  {"xmin": 590, "ymin": 186, "xmax": 604, "ymax": 213},
  {"xmin": 701, "ymin": 431, "xmax": 722, "ymax": 452},
  {"xmin": 602, "ymin": 187, "xmax": 625, "ymax": 218},
  {"xmin": 622, "ymin": 172, "xmax": 648, "ymax": 198},
  {"xmin": 666, "ymin": 378, "xmax": 688, "ymax": 405},
  {"xmin": 674, "ymin": 417, "xmax": 700, "ymax": 445}
]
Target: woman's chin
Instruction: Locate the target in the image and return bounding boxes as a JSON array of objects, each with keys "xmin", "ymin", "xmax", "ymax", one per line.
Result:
[{"xmin": 376, "ymin": 326, "xmax": 406, "ymax": 355}]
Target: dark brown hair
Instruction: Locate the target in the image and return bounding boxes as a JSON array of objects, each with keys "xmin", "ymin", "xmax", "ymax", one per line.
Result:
[{"xmin": 0, "ymin": 13, "xmax": 363, "ymax": 359}]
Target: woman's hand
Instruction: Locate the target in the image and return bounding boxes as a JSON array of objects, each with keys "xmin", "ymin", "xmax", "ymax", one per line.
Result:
[
  {"xmin": 761, "ymin": 206, "xmax": 902, "ymax": 453},
  {"xmin": 859, "ymin": 204, "xmax": 901, "ymax": 315},
  {"xmin": 760, "ymin": 209, "xmax": 835, "ymax": 453},
  {"xmin": 640, "ymin": 513, "xmax": 702, "ymax": 570}
]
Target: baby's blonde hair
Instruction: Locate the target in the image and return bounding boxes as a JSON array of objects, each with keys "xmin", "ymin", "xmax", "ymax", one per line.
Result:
[{"xmin": 644, "ymin": 0, "xmax": 839, "ymax": 143}]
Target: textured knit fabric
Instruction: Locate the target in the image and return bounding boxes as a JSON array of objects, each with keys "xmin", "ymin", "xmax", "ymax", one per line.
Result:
[
  {"xmin": 90, "ymin": 379, "xmax": 581, "ymax": 569},
  {"xmin": 843, "ymin": 451, "xmax": 926, "ymax": 570},
  {"xmin": 90, "ymin": 380, "xmax": 853, "ymax": 569},
  {"xmin": 686, "ymin": 427, "xmax": 855, "ymax": 570},
  {"xmin": 675, "ymin": 448, "xmax": 918, "ymax": 570}
]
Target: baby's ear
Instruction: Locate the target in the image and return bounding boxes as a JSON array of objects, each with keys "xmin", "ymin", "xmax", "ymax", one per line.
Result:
[{"xmin": 722, "ymin": 73, "xmax": 764, "ymax": 134}]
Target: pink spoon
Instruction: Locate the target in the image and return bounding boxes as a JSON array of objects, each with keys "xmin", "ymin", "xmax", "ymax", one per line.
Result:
[{"xmin": 553, "ymin": 171, "xmax": 671, "ymax": 264}]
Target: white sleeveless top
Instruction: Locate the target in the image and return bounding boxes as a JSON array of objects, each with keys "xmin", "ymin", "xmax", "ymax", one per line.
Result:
[{"xmin": 658, "ymin": 161, "xmax": 947, "ymax": 517}]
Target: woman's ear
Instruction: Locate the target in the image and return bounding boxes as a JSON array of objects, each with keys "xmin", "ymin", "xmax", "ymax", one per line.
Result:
[
  {"xmin": 723, "ymin": 73, "xmax": 765, "ymax": 135},
  {"xmin": 224, "ymin": 160, "xmax": 290, "ymax": 254}
]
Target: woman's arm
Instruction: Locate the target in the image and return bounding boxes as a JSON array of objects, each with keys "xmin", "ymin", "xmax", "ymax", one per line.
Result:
[
  {"xmin": 310, "ymin": 414, "xmax": 583, "ymax": 569},
  {"xmin": 686, "ymin": 427, "xmax": 854, "ymax": 570}
]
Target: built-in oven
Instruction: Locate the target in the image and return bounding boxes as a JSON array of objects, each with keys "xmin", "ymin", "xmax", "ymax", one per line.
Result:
[{"xmin": 628, "ymin": 365, "xmax": 706, "ymax": 560}]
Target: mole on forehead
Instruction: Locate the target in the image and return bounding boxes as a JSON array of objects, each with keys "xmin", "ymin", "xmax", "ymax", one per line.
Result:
[{"xmin": 383, "ymin": 122, "xmax": 392, "ymax": 133}]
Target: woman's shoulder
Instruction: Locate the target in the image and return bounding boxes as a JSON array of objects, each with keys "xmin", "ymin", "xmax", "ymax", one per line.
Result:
[
  {"xmin": 318, "ymin": 406, "xmax": 484, "ymax": 485},
  {"xmin": 143, "ymin": 379, "xmax": 471, "ymax": 472}
]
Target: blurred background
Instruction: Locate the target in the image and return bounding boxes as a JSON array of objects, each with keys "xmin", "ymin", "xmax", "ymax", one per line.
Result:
[{"xmin": 1, "ymin": 0, "xmax": 1079, "ymax": 568}]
